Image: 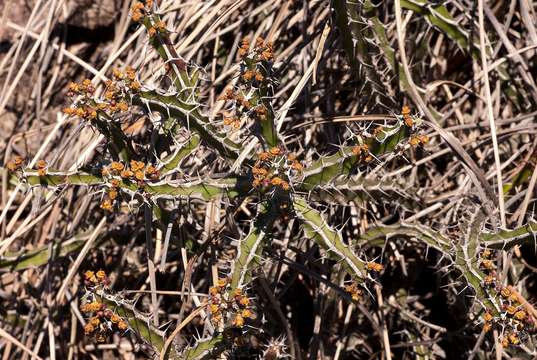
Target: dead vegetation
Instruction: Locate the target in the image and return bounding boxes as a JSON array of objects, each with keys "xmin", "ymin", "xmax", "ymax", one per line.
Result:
[{"xmin": 1, "ymin": 0, "xmax": 537, "ymax": 359}]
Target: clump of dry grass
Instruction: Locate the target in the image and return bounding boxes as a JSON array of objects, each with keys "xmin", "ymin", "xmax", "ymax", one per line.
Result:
[{"xmin": 1, "ymin": 0, "xmax": 537, "ymax": 359}]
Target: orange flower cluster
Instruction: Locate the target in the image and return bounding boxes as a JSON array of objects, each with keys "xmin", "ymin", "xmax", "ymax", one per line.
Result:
[
  {"xmin": 100, "ymin": 80, "xmax": 130, "ymax": 114},
  {"xmin": 237, "ymin": 36, "xmax": 273, "ymax": 61},
  {"xmin": 63, "ymin": 70, "xmax": 138, "ymax": 121},
  {"xmin": 401, "ymin": 105, "xmax": 413, "ymax": 127},
  {"xmin": 207, "ymin": 278, "xmax": 255, "ymax": 328},
  {"xmin": 238, "ymin": 38, "xmax": 272, "ymax": 87},
  {"xmin": 102, "ymin": 160, "xmax": 160, "ymax": 182},
  {"xmin": 223, "ymin": 115, "xmax": 241, "ymax": 129},
  {"xmin": 81, "ymin": 300, "xmax": 128, "ymax": 342},
  {"xmin": 84, "ymin": 270, "xmax": 111, "ymax": 287},
  {"xmin": 131, "ymin": 0, "xmax": 153, "ymax": 22},
  {"xmin": 366, "ymin": 262, "xmax": 383, "ymax": 272},
  {"xmin": 251, "ymin": 37, "xmax": 274, "ymax": 62},
  {"xmin": 66, "ymin": 79, "xmax": 95, "ymax": 97},
  {"xmin": 344, "ymin": 282, "xmax": 363, "ymax": 302},
  {"xmin": 147, "ymin": 20, "xmax": 166, "ymax": 37},
  {"xmin": 242, "ymin": 69, "xmax": 264, "ymax": 82},
  {"xmin": 251, "ymin": 148, "xmax": 302, "ymax": 191},
  {"xmin": 479, "ymin": 250, "xmax": 536, "ymax": 345},
  {"xmin": 220, "ymin": 37, "xmax": 276, "ymax": 135},
  {"xmin": 238, "ymin": 38, "xmax": 250, "ymax": 58},
  {"xmin": 63, "ymin": 105, "xmax": 98, "ymax": 120},
  {"xmin": 352, "ymin": 144, "xmax": 372, "ymax": 163},
  {"xmin": 217, "ymin": 88, "xmax": 254, "ymax": 130},
  {"xmin": 36, "ymin": 159, "xmax": 48, "ymax": 177},
  {"xmin": 100, "ymin": 160, "xmax": 159, "ymax": 211},
  {"xmin": 6, "ymin": 156, "xmax": 24, "ymax": 172},
  {"xmin": 218, "ymin": 88, "xmax": 251, "ymax": 110},
  {"xmin": 409, "ymin": 134, "xmax": 429, "ymax": 147},
  {"xmin": 111, "ymin": 66, "xmax": 141, "ymax": 92},
  {"xmin": 63, "ymin": 79, "xmax": 99, "ymax": 120}
]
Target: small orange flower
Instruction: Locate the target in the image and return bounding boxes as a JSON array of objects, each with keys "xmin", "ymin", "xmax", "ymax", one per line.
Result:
[
  {"xmin": 84, "ymin": 323, "xmax": 95, "ymax": 335},
  {"xmin": 130, "ymin": 81, "xmax": 141, "ymax": 91},
  {"xmin": 366, "ymin": 262, "xmax": 383, "ymax": 272},
  {"xmin": 100, "ymin": 199, "xmax": 113, "ymax": 211},
  {"xmin": 233, "ymin": 314, "xmax": 244, "ymax": 327},
  {"xmin": 481, "ymin": 259, "xmax": 495, "ymax": 270},
  {"xmin": 84, "ymin": 270, "xmax": 96, "ymax": 281},
  {"xmin": 108, "ymin": 189, "xmax": 118, "ymax": 200},
  {"xmin": 242, "ymin": 309, "xmax": 253, "ymax": 318},
  {"xmin": 418, "ymin": 134, "xmax": 429, "ymax": 144},
  {"xmin": 134, "ymin": 170, "xmax": 145, "ymax": 181},
  {"xmin": 506, "ymin": 305, "xmax": 517, "ymax": 315},
  {"xmin": 514, "ymin": 310, "xmax": 526, "ymax": 320},
  {"xmin": 508, "ymin": 333, "xmax": 519, "ymax": 345},
  {"xmin": 145, "ymin": 165, "xmax": 156, "ymax": 176},
  {"xmin": 96, "ymin": 270, "xmax": 106, "ymax": 281},
  {"xmin": 36, "ymin": 159, "xmax": 47, "ymax": 169},
  {"xmin": 258, "ymin": 152, "xmax": 271, "ymax": 161},
  {"xmin": 252, "ymin": 166, "xmax": 268, "ymax": 176},
  {"xmin": 209, "ymin": 304, "xmax": 220, "ymax": 314},
  {"xmin": 90, "ymin": 317, "xmax": 100, "ymax": 327},
  {"xmin": 68, "ymin": 82, "xmax": 79, "ymax": 92},
  {"xmin": 209, "ymin": 286, "xmax": 219, "ymax": 296},
  {"xmin": 484, "ymin": 274, "xmax": 496, "ymax": 286},
  {"xmin": 242, "ymin": 70, "xmax": 255, "ymax": 81},
  {"xmin": 409, "ymin": 136, "xmax": 420, "ymax": 147},
  {"xmin": 404, "ymin": 116, "xmax": 414, "ymax": 127},
  {"xmin": 352, "ymin": 144, "xmax": 368, "ymax": 156},
  {"xmin": 291, "ymin": 161, "xmax": 303, "ymax": 171},
  {"xmin": 120, "ymin": 169, "xmax": 134, "ymax": 178},
  {"xmin": 239, "ymin": 296, "xmax": 250, "ymax": 307},
  {"xmin": 217, "ymin": 278, "xmax": 228, "ymax": 287},
  {"xmin": 255, "ymin": 106, "xmax": 267, "ymax": 116},
  {"xmin": 271, "ymin": 177, "xmax": 283, "ymax": 186},
  {"xmin": 110, "ymin": 161, "xmax": 124, "ymax": 172},
  {"xmin": 117, "ymin": 101, "xmax": 129, "ymax": 112},
  {"xmin": 6, "ymin": 156, "xmax": 24, "ymax": 171}
]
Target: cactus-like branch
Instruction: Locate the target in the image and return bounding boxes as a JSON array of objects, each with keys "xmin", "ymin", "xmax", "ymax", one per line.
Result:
[
  {"xmin": 0, "ymin": 232, "xmax": 103, "ymax": 270},
  {"xmin": 332, "ymin": 0, "xmax": 395, "ymax": 106},
  {"xmin": 308, "ymin": 176, "xmax": 419, "ymax": 210},
  {"xmin": 358, "ymin": 223, "xmax": 452, "ymax": 253},
  {"xmin": 357, "ymin": 220, "xmax": 502, "ymax": 314},
  {"xmin": 161, "ymin": 134, "xmax": 201, "ymax": 174},
  {"xmin": 230, "ymin": 203, "xmax": 277, "ymax": 289},
  {"xmin": 301, "ymin": 122, "xmax": 410, "ymax": 190},
  {"xmin": 293, "ymin": 197, "xmax": 367, "ymax": 282},
  {"xmin": 19, "ymin": 171, "xmax": 239, "ymax": 201},
  {"xmin": 181, "ymin": 335, "xmax": 227, "ymax": 360},
  {"xmin": 481, "ymin": 222, "xmax": 537, "ymax": 250},
  {"xmin": 98, "ymin": 293, "xmax": 179, "ymax": 358},
  {"xmin": 134, "ymin": 91, "xmax": 241, "ymax": 161}
]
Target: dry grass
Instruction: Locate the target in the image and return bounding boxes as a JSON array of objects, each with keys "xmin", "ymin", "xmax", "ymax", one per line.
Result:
[{"xmin": 1, "ymin": 0, "xmax": 537, "ymax": 359}]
